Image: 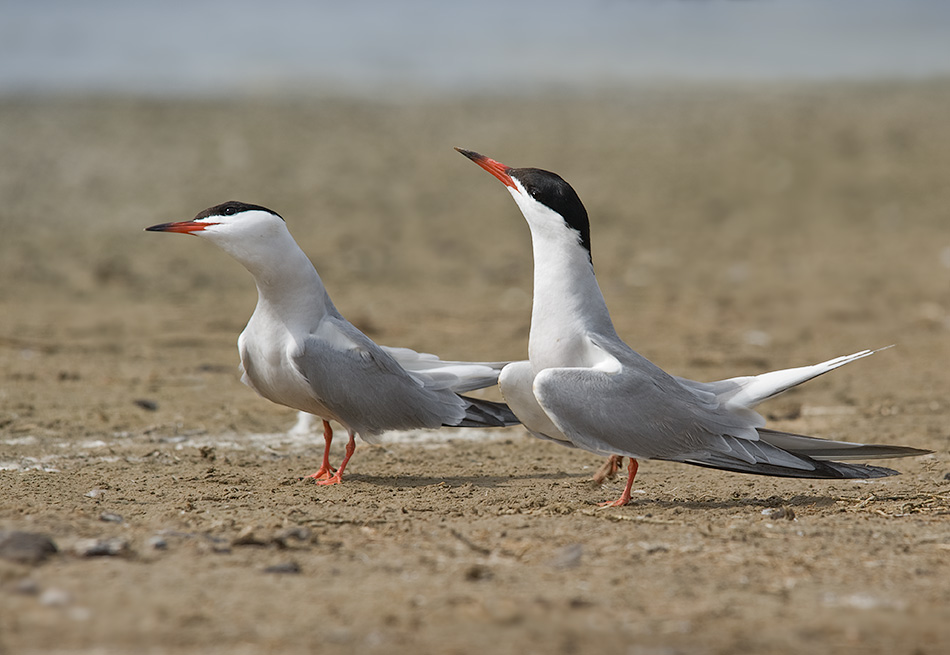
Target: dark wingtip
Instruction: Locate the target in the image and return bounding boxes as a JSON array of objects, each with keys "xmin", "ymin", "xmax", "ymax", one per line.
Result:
[
  {"xmin": 682, "ymin": 457, "xmax": 904, "ymax": 480},
  {"xmin": 454, "ymin": 396, "xmax": 521, "ymax": 428}
]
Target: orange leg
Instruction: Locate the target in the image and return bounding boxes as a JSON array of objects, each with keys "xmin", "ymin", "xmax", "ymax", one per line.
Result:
[
  {"xmin": 592, "ymin": 455, "xmax": 624, "ymax": 485},
  {"xmin": 315, "ymin": 431, "xmax": 356, "ymax": 486},
  {"xmin": 305, "ymin": 420, "xmax": 336, "ymax": 481},
  {"xmin": 598, "ymin": 458, "xmax": 639, "ymax": 507}
]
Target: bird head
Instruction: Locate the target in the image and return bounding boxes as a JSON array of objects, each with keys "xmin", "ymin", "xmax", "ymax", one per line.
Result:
[
  {"xmin": 455, "ymin": 148, "xmax": 591, "ymax": 258},
  {"xmin": 146, "ymin": 201, "xmax": 285, "ymax": 241},
  {"xmin": 146, "ymin": 201, "xmax": 298, "ymax": 278}
]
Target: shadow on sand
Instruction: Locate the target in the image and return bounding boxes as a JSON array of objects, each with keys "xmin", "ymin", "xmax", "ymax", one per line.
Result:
[{"xmin": 308, "ymin": 471, "xmax": 847, "ymax": 512}]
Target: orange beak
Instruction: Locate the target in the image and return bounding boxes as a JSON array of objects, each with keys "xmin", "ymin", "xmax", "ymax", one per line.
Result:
[
  {"xmin": 455, "ymin": 148, "xmax": 516, "ymax": 189},
  {"xmin": 145, "ymin": 220, "xmax": 215, "ymax": 234}
]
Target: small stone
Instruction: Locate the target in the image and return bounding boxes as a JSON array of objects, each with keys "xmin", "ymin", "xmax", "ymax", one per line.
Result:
[
  {"xmin": 639, "ymin": 542, "xmax": 670, "ymax": 555},
  {"xmin": 548, "ymin": 544, "xmax": 583, "ymax": 569},
  {"xmin": 133, "ymin": 399, "xmax": 158, "ymax": 411},
  {"xmin": 232, "ymin": 525, "xmax": 268, "ymax": 547},
  {"xmin": 0, "ymin": 530, "xmax": 58, "ymax": 564},
  {"xmin": 762, "ymin": 506, "xmax": 796, "ymax": 521},
  {"xmin": 146, "ymin": 535, "xmax": 168, "ymax": 550},
  {"xmin": 73, "ymin": 537, "xmax": 131, "ymax": 557},
  {"xmin": 274, "ymin": 526, "xmax": 311, "ymax": 548},
  {"xmin": 99, "ymin": 512, "xmax": 124, "ymax": 523},
  {"xmin": 14, "ymin": 578, "xmax": 41, "ymax": 595},
  {"xmin": 39, "ymin": 588, "xmax": 72, "ymax": 607},
  {"xmin": 263, "ymin": 561, "xmax": 301, "ymax": 574},
  {"xmin": 464, "ymin": 564, "xmax": 492, "ymax": 581}
]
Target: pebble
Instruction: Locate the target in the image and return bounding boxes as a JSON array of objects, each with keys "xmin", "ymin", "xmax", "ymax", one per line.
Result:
[
  {"xmin": 762, "ymin": 506, "xmax": 796, "ymax": 521},
  {"xmin": 548, "ymin": 543, "xmax": 583, "ymax": 569},
  {"xmin": 263, "ymin": 561, "xmax": 301, "ymax": 574},
  {"xmin": 39, "ymin": 588, "xmax": 72, "ymax": 607},
  {"xmin": 233, "ymin": 525, "xmax": 314, "ymax": 548},
  {"xmin": 14, "ymin": 578, "xmax": 41, "ymax": 595},
  {"xmin": 464, "ymin": 564, "xmax": 492, "ymax": 581},
  {"xmin": 73, "ymin": 537, "xmax": 131, "ymax": 557},
  {"xmin": 231, "ymin": 525, "xmax": 269, "ymax": 547},
  {"xmin": 0, "ymin": 530, "xmax": 58, "ymax": 564},
  {"xmin": 274, "ymin": 526, "xmax": 312, "ymax": 548},
  {"xmin": 133, "ymin": 398, "xmax": 158, "ymax": 411},
  {"xmin": 146, "ymin": 535, "xmax": 168, "ymax": 550}
]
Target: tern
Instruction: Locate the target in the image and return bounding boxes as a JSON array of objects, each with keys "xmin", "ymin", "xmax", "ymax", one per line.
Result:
[
  {"xmin": 147, "ymin": 201, "xmax": 519, "ymax": 484},
  {"xmin": 457, "ymin": 148, "xmax": 930, "ymax": 506}
]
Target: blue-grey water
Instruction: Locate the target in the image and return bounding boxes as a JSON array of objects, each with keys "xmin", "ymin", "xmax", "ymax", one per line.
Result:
[{"xmin": 2, "ymin": 0, "xmax": 949, "ymax": 97}]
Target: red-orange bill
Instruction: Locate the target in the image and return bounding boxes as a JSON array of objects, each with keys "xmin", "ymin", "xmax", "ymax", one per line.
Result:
[
  {"xmin": 455, "ymin": 148, "xmax": 515, "ymax": 188},
  {"xmin": 145, "ymin": 221, "xmax": 213, "ymax": 234}
]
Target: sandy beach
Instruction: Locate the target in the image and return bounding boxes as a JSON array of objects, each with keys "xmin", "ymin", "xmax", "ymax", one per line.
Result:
[{"xmin": 2, "ymin": 82, "xmax": 950, "ymax": 654}]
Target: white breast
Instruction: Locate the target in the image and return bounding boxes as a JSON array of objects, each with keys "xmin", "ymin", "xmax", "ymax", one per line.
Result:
[{"xmin": 238, "ymin": 317, "xmax": 335, "ymax": 421}]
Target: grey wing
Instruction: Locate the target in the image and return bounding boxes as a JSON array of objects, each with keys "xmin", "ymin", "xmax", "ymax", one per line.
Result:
[
  {"xmin": 533, "ymin": 339, "xmax": 916, "ymax": 478},
  {"xmin": 380, "ymin": 345, "xmax": 510, "ymax": 393},
  {"xmin": 675, "ymin": 348, "xmax": 883, "ymax": 410},
  {"xmin": 532, "ymin": 362, "xmax": 769, "ymax": 462},
  {"xmin": 533, "ymin": 365, "xmax": 890, "ymax": 476},
  {"xmin": 293, "ymin": 319, "xmax": 469, "ymax": 438},
  {"xmin": 754, "ymin": 428, "xmax": 930, "ymax": 461}
]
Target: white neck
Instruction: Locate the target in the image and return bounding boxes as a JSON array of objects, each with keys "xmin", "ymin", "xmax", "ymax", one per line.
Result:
[
  {"xmin": 523, "ymin": 209, "xmax": 618, "ymax": 369},
  {"xmin": 216, "ymin": 227, "xmax": 336, "ymax": 331}
]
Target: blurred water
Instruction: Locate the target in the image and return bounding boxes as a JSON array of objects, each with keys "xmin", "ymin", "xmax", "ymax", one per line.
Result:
[{"xmin": 1, "ymin": 0, "xmax": 949, "ymax": 97}]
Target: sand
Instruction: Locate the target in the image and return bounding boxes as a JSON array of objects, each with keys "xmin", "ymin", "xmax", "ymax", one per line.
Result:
[{"xmin": 2, "ymin": 81, "xmax": 950, "ymax": 654}]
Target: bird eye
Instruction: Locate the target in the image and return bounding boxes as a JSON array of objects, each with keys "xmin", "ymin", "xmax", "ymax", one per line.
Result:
[{"xmin": 223, "ymin": 206, "xmax": 236, "ymax": 215}]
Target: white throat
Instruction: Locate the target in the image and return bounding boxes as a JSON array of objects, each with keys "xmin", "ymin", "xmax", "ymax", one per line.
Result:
[
  {"xmin": 509, "ymin": 185, "xmax": 618, "ymax": 370},
  {"xmin": 211, "ymin": 224, "xmax": 335, "ymax": 332}
]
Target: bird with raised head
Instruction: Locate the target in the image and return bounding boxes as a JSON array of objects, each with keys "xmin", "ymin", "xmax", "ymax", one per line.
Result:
[{"xmin": 457, "ymin": 148, "xmax": 929, "ymax": 506}]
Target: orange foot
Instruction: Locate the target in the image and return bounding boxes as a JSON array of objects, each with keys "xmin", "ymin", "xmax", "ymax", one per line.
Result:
[
  {"xmin": 305, "ymin": 465, "xmax": 337, "ymax": 481},
  {"xmin": 597, "ymin": 458, "xmax": 639, "ymax": 507},
  {"xmin": 304, "ymin": 419, "xmax": 337, "ymax": 482},
  {"xmin": 314, "ymin": 471, "xmax": 344, "ymax": 486},
  {"xmin": 313, "ymin": 431, "xmax": 356, "ymax": 487}
]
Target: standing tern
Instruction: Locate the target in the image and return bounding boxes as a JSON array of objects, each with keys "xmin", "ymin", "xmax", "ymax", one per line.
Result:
[
  {"xmin": 457, "ymin": 148, "xmax": 930, "ymax": 506},
  {"xmin": 147, "ymin": 201, "xmax": 519, "ymax": 484}
]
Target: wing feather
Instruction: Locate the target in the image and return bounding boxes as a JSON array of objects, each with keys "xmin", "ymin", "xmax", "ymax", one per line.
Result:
[
  {"xmin": 292, "ymin": 318, "xmax": 468, "ymax": 440},
  {"xmin": 380, "ymin": 346, "xmax": 509, "ymax": 393},
  {"xmin": 531, "ymin": 338, "xmax": 926, "ymax": 477}
]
